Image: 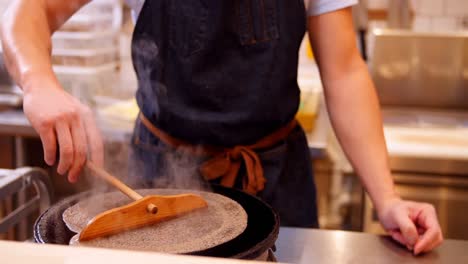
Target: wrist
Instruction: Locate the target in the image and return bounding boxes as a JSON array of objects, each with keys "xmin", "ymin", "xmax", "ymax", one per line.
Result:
[
  {"xmin": 20, "ymin": 68, "xmax": 60, "ymax": 95},
  {"xmin": 373, "ymin": 190, "xmax": 401, "ymax": 215},
  {"xmin": 359, "ymin": 168, "xmax": 401, "ymax": 214}
]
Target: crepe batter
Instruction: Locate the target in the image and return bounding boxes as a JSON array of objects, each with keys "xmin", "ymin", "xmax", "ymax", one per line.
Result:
[{"xmin": 63, "ymin": 189, "xmax": 248, "ymax": 253}]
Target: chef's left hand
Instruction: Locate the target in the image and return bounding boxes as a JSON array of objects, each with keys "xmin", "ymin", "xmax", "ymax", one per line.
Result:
[{"xmin": 377, "ymin": 198, "xmax": 443, "ymax": 255}]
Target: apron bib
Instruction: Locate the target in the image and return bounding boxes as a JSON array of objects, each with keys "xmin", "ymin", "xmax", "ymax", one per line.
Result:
[{"xmin": 129, "ymin": 0, "xmax": 318, "ymax": 227}]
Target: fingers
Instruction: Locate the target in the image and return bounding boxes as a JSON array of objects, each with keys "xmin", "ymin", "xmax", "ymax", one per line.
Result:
[
  {"xmin": 55, "ymin": 122, "xmax": 74, "ymax": 175},
  {"xmin": 384, "ymin": 201, "xmax": 443, "ymax": 255},
  {"xmin": 393, "ymin": 209, "xmax": 419, "ymax": 248},
  {"xmin": 67, "ymin": 117, "xmax": 87, "ymax": 183},
  {"xmin": 23, "ymin": 86, "xmax": 101, "ymax": 182},
  {"xmin": 38, "ymin": 121, "xmax": 57, "ymax": 166},
  {"xmin": 82, "ymin": 106, "xmax": 104, "ymax": 167},
  {"xmin": 413, "ymin": 205, "xmax": 443, "ymax": 255},
  {"xmin": 53, "ymin": 105, "xmax": 102, "ymax": 182},
  {"xmin": 388, "ymin": 230, "xmax": 408, "ymax": 246},
  {"xmin": 414, "ymin": 227, "xmax": 442, "ymax": 255}
]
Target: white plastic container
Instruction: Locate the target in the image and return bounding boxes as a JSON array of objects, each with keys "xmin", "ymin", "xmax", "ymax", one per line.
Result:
[
  {"xmin": 69, "ymin": 0, "xmax": 123, "ymax": 32},
  {"xmin": 60, "ymin": 14, "xmax": 116, "ymax": 32},
  {"xmin": 53, "ymin": 63, "xmax": 119, "ymax": 105},
  {"xmin": 80, "ymin": 0, "xmax": 121, "ymax": 13},
  {"xmin": 51, "ymin": 48, "xmax": 119, "ymax": 67},
  {"xmin": 52, "ymin": 31, "xmax": 118, "ymax": 50}
]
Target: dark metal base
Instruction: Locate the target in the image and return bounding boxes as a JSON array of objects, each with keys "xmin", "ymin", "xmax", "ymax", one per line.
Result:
[{"xmin": 34, "ymin": 185, "xmax": 279, "ymax": 260}]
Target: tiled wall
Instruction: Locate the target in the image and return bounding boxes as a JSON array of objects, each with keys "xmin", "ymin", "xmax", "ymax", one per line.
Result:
[
  {"xmin": 367, "ymin": 0, "xmax": 389, "ymax": 10},
  {"xmin": 365, "ymin": 0, "xmax": 468, "ymax": 32},
  {"xmin": 411, "ymin": 0, "xmax": 468, "ymax": 31}
]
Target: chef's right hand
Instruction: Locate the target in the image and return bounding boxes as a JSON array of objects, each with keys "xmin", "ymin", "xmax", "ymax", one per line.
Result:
[{"xmin": 23, "ymin": 77, "xmax": 103, "ymax": 182}]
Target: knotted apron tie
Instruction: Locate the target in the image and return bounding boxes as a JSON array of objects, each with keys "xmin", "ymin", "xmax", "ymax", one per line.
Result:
[
  {"xmin": 139, "ymin": 113, "xmax": 297, "ymax": 195},
  {"xmin": 199, "ymin": 146, "xmax": 265, "ymax": 195}
]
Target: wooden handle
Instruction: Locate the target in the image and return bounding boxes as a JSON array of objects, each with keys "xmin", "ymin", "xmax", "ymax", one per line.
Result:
[{"xmin": 86, "ymin": 161, "xmax": 142, "ymax": 201}]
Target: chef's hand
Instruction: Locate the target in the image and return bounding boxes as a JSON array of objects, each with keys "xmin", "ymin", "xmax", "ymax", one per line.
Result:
[
  {"xmin": 23, "ymin": 77, "xmax": 104, "ymax": 182},
  {"xmin": 377, "ymin": 197, "xmax": 443, "ymax": 255}
]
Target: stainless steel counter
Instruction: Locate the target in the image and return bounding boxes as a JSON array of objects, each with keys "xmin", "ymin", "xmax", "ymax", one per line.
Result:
[
  {"xmin": 275, "ymin": 227, "xmax": 468, "ymax": 264},
  {"xmin": 3, "ymin": 227, "xmax": 466, "ymax": 264},
  {"xmin": 0, "ymin": 109, "xmax": 131, "ymax": 140},
  {"xmin": 0, "ymin": 109, "xmax": 36, "ymax": 137},
  {"xmin": 0, "ymin": 109, "xmax": 331, "ymax": 156}
]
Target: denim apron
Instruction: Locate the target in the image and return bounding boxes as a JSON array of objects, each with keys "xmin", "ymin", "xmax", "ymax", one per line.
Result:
[{"xmin": 129, "ymin": 0, "xmax": 319, "ymax": 227}]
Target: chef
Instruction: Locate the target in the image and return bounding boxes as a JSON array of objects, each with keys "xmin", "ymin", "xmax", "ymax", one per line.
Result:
[{"xmin": 1, "ymin": 0, "xmax": 443, "ymax": 254}]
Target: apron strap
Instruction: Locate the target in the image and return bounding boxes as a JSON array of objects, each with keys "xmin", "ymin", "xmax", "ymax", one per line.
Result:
[{"xmin": 139, "ymin": 113, "xmax": 297, "ymax": 195}]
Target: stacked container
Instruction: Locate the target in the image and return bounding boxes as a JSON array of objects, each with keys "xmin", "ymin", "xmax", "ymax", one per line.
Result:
[{"xmin": 52, "ymin": 0, "xmax": 123, "ymax": 105}]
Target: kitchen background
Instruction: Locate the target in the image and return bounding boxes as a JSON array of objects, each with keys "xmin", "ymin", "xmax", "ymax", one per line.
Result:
[{"xmin": 0, "ymin": 0, "xmax": 467, "ymax": 243}]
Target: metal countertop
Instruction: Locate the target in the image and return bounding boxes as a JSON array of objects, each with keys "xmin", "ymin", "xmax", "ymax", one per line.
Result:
[
  {"xmin": 275, "ymin": 227, "xmax": 468, "ymax": 264},
  {"xmin": 0, "ymin": 109, "xmax": 331, "ymax": 157},
  {"xmin": 0, "ymin": 109, "xmax": 36, "ymax": 137},
  {"xmin": 0, "ymin": 109, "xmax": 131, "ymax": 140}
]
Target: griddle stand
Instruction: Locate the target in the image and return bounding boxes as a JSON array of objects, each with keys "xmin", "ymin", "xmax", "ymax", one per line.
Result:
[{"xmin": 0, "ymin": 168, "xmax": 53, "ymax": 239}]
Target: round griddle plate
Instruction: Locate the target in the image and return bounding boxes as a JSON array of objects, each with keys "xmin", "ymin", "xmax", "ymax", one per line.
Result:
[
  {"xmin": 63, "ymin": 189, "xmax": 248, "ymax": 253},
  {"xmin": 35, "ymin": 185, "xmax": 279, "ymax": 259}
]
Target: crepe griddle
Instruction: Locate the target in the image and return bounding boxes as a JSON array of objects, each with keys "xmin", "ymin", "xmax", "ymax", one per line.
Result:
[
  {"xmin": 63, "ymin": 189, "xmax": 248, "ymax": 253},
  {"xmin": 34, "ymin": 185, "xmax": 279, "ymax": 259}
]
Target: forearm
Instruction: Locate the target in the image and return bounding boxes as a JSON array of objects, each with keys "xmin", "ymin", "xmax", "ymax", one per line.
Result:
[
  {"xmin": 311, "ymin": 13, "xmax": 443, "ymax": 251},
  {"xmin": 0, "ymin": 0, "xmax": 88, "ymax": 92},
  {"xmin": 323, "ymin": 60, "xmax": 398, "ymax": 210},
  {"xmin": 1, "ymin": 0, "xmax": 103, "ymax": 181},
  {"xmin": 308, "ymin": 8, "xmax": 398, "ymax": 211}
]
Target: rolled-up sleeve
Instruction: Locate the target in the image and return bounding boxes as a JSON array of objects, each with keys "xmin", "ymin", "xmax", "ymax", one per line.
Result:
[{"xmin": 308, "ymin": 0, "xmax": 358, "ymax": 16}]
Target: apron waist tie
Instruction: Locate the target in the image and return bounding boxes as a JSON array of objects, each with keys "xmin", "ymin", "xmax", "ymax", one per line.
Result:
[{"xmin": 139, "ymin": 113, "xmax": 297, "ymax": 195}]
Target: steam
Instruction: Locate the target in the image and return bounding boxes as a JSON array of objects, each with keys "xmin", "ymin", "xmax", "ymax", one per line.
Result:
[
  {"xmin": 151, "ymin": 147, "xmax": 211, "ymax": 191},
  {"xmin": 132, "ymin": 37, "xmax": 162, "ymax": 117},
  {"xmin": 125, "ymin": 144, "xmax": 212, "ymax": 192},
  {"xmin": 83, "ymin": 37, "xmax": 212, "ymax": 194}
]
